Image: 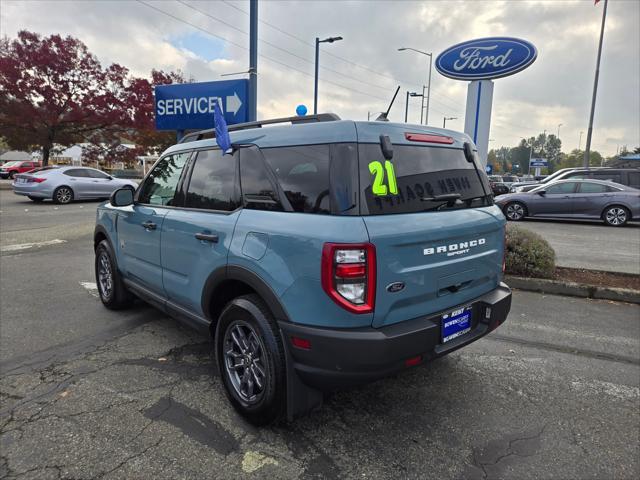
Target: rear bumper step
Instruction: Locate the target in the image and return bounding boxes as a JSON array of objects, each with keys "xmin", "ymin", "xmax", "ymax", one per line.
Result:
[{"xmin": 279, "ymin": 282, "xmax": 512, "ymax": 391}]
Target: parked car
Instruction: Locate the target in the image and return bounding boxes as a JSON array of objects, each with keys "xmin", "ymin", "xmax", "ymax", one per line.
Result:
[
  {"xmin": 511, "ymin": 167, "xmax": 640, "ymax": 193},
  {"xmin": 500, "ymin": 175, "xmax": 520, "ymax": 188},
  {"xmin": 12, "ymin": 166, "xmax": 137, "ymax": 203},
  {"xmin": 488, "ymin": 176, "xmax": 510, "ymax": 196},
  {"xmin": 0, "ymin": 160, "xmax": 41, "ymax": 179},
  {"xmin": 94, "ymin": 114, "xmax": 512, "ymax": 424},
  {"xmin": 495, "ymin": 179, "xmax": 640, "ymax": 226}
]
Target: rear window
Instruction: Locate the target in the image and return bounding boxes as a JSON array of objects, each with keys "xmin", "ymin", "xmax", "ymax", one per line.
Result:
[
  {"xmin": 359, "ymin": 144, "xmax": 491, "ymax": 215},
  {"xmin": 628, "ymin": 172, "xmax": 640, "ymax": 189}
]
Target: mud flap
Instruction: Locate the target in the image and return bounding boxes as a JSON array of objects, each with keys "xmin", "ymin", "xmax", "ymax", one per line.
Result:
[{"xmin": 279, "ymin": 330, "xmax": 324, "ymax": 421}]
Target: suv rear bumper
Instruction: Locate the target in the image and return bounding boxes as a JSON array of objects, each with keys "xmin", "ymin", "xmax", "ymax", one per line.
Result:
[{"xmin": 279, "ymin": 282, "xmax": 511, "ymax": 391}]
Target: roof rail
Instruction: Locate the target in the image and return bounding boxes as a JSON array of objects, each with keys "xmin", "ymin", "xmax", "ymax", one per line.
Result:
[{"xmin": 178, "ymin": 113, "xmax": 341, "ymax": 144}]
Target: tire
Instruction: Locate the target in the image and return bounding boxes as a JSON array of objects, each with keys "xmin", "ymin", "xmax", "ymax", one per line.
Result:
[
  {"xmin": 28, "ymin": 196, "xmax": 44, "ymax": 202},
  {"xmin": 8, "ymin": 171, "xmax": 15, "ymax": 180},
  {"xmin": 602, "ymin": 205, "xmax": 629, "ymax": 227},
  {"xmin": 95, "ymin": 240, "xmax": 132, "ymax": 309},
  {"xmin": 216, "ymin": 294, "xmax": 286, "ymax": 425},
  {"xmin": 53, "ymin": 186, "xmax": 74, "ymax": 204},
  {"xmin": 503, "ymin": 202, "xmax": 527, "ymax": 221}
]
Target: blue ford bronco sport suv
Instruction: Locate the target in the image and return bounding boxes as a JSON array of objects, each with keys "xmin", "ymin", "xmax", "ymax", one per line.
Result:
[{"xmin": 94, "ymin": 114, "xmax": 511, "ymax": 425}]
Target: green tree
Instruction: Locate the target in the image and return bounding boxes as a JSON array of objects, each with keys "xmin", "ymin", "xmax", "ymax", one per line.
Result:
[{"xmin": 558, "ymin": 149, "xmax": 602, "ymax": 168}]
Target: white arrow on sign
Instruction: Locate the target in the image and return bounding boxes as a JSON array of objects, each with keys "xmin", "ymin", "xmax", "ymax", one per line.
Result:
[{"xmin": 226, "ymin": 92, "xmax": 242, "ymax": 116}]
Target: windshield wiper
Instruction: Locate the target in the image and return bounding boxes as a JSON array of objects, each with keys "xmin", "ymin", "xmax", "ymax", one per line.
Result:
[{"xmin": 420, "ymin": 194, "xmax": 462, "ymax": 212}]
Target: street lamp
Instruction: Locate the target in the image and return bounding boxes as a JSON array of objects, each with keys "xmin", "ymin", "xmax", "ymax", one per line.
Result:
[
  {"xmin": 314, "ymin": 36, "xmax": 343, "ymax": 114},
  {"xmin": 405, "ymin": 91, "xmax": 423, "ymax": 123},
  {"xmin": 398, "ymin": 47, "xmax": 432, "ymax": 125},
  {"xmin": 443, "ymin": 116, "xmax": 457, "ymax": 128},
  {"xmin": 557, "ymin": 123, "xmax": 563, "ymax": 139}
]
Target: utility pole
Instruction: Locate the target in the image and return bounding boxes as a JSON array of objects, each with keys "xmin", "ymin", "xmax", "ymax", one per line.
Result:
[
  {"xmin": 584, "ymin": 0, "xmax": 608, "ymax": 168},
  {"xmin": 248, "ymin": 0, "xmax": 258, "ymax": 122}
]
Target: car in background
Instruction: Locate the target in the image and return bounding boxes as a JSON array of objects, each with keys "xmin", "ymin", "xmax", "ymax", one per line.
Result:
[
  {"xmin": 0, "ymin": 160, "xmax": 41, "ymax": 179},
  {"xmin": 500, "ymin": 175, "xmax": 521, "ymax": 188},
  {"xmin": 488, "ymin": 175, "xmax": 510, "ymax": 196},
  {"xmin": 511, "ymin": 167, "xmax": 640, "ymax": 193},
  {"xmin": 12, "ymin": 166, "xmax": 137, "ymax": 204},
  {"xmin": 495, "ymin": 179, "xmax": 640, "ymax": 226}
]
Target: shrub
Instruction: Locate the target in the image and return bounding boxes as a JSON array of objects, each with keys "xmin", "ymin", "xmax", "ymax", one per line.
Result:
[{"xmin": 505, "ymin": 224, "xmax": 556, "ymax": 278}]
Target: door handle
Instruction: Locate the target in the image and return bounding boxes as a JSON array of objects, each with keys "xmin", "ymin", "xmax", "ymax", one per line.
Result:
[
  {"xmin": 142, "ymin": 221, "xmax": 157, "ymax": 230},
  {"xmin": 195, "ymin": 232, "xmax": 219, "ymax": 243}
]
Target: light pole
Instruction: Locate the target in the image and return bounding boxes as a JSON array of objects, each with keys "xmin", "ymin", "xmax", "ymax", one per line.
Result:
[
  {"xmin": 398, "ymin": 47, "xmax": 432, "ymax": 125},
  {"xmin": 443, "ymin": 116, "xmax": 456, "ymax": 128},
  {"xmin": 314, "ymin": 36, "xmax": 343, "ymax": 115},
  {"xmin": 405, "ymin": 91, "xmax": 423, "ymax": 123},
  {"xmin": 557, "ymin": 123, "xmax": 562, "ymax": 139}
]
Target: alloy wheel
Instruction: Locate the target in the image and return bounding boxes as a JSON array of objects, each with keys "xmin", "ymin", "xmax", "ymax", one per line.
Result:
[
  {"xmin": 56, "ymin": 187, "xmax": 72, "ymax": 204},
  {"xmin": 97, "ymin": 252, "xmax": 113, "ymax": 300},
  {"xmin": 505, "ymin": 203, "xmax": 525, "ymax": 220},
  {"xmin": 223, "ymin": 320, "xmax": 268, "ymax": 404},
  {"xmin": 605, "ymin": 207, "xmax": 627, "ymax": 226}
]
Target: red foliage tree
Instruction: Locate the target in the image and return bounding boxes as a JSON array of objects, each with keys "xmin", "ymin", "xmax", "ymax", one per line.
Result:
[{"xmin": 0, "ymin": 31, "xmax": 135, "ymax": 165}]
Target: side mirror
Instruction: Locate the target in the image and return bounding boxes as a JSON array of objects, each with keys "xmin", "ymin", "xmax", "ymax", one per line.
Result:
[
  {"xmin": 110, "ymin": 187, "xmax": 134, "ymax": 207},
  {"xmin": 537, "ymin": 190, "xmax": 546, "ymax": 196},
  {"xmin": 107, "ymin": 175, "xmax": 113, "ymax": 180}
]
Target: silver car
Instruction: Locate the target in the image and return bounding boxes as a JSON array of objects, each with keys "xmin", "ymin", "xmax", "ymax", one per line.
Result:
[
  {"xmin": 494, "ymin": 179, "xmax": 640, "ymax": 226},
  {"xmin": 12, "ymin": 166, "xmax": 137, "ymax": 204}
]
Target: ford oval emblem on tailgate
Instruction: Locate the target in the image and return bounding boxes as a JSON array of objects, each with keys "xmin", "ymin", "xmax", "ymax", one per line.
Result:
[{"xmin": 386, "ymin": 282, "xmax": 405, "ymax": 293}]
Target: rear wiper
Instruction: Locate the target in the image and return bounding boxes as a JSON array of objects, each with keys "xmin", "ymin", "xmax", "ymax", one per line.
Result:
[
  {"xmin": 421, "ymin": 193, "xmax": 461, "ymax": 204},
  {"xmin": 420, "ymin": 194, "xmax": 462, "ymax": 212}
]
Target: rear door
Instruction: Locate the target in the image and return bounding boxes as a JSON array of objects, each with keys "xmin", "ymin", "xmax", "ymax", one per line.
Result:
[
  {"xmin": 61, "ymin": 168, "xmax": 95, "ymax": 198},
  {"xmin": 357, "ymin": 142, "xmax": 504, "ymax": 328},
  {"xmin": 573, "ymin": 181, "xmax": 612, "ymax": 217},
  {"xmin": 161, "ymin": 148, "xmax": 241, "ymax": 314},
  {"xmin": 86, "ymin": 169, "xmax": 116, "ymax": 197}
]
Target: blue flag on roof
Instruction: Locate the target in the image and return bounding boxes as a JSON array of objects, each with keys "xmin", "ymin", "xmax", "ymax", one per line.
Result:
[{"xmin": 213, "ymin": 100, "xmax": 232, "ymax": 154}]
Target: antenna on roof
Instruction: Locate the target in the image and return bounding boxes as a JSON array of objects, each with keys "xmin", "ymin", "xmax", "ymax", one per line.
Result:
[{"xmin": 376, "ymin": 86, "xmax": 401, "ymax": 122}]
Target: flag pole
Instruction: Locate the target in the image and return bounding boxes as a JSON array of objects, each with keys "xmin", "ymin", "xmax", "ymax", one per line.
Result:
[{"xmin": 583, "ymin": 0, "xmax": 608, "ymax": 169}]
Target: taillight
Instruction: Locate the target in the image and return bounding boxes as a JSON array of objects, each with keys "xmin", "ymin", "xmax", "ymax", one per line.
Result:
[
  {"xmin": 321, "ymin": 243, "xmax": 376, "ymax": 314},
  {"xmin": 29, "ymin": 177, "xmax": 46, "ymax": 183}
]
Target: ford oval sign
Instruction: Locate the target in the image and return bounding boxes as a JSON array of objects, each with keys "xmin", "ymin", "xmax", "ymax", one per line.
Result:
[{"xmin": 435, "ymin": 37, "xmax": 537, "ymax": 81}]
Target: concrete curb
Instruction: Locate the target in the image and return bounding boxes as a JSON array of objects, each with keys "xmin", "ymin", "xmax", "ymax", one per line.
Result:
[
  {"xmin": 505, "ymin": 275, "xmax": 640, "ymax": 304},
  {"xmin": 0, "ymin": 182, "xmax": 13, "ymax": 190}
]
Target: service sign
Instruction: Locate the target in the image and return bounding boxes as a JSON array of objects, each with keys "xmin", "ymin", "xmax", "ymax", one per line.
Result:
[
  {"xmin": 155, "ymin": 80, "xmax": 248, "ymax": 131},
  {"xmin": 435, "ymin": 37, "xmax": 537, "ymax": 81},
  {"xmin": 529, "ymin": 158, "xmax": 548, "ymax": 167}
]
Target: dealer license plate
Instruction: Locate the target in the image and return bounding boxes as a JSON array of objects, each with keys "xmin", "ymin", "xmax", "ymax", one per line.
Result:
[{"xmin": 442, "ymin": 306, "xmax": 472, "ymax": 343}]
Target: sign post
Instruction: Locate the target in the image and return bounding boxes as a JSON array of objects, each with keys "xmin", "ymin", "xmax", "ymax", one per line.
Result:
[
  {"xmin": 155, "ymin": 79, "xmax": 249, "ymax": 132},
  {"xmin": 529, "ymin": 157, "xmax": 548, "ymax": 177},
  {"xmin": 435, "ymin": 37, "xmax": 537, "ymax": 167}
]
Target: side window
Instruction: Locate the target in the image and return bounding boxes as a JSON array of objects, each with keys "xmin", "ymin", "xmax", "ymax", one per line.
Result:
[
  {"xmin": 579, "ymin": 182, "xmax": 608, "ymax": 193},
  {"xmin": 546, "ymin": 182, "xmax": 577, "ymax": 194},
  {"xmin": 261, "ymin": 145, "xmax": 330, "ymax": 214},
  {"xmin": 185, "ymin": 149, "xmax": 239, "ymax": 211},
  {"xmin": 593, "ymin": 172, "xmax": 622, "ymax": 184},
  {"xmin": 63, "ymin": 169, "xmax": 89, "ymax": 178},
  {"xmin": 628, "ymin": 172, "xmax": 640, "ymax": 189},
  {"xmin": 86, "ymin": 169, "xmax": 110, "ymax": 179},
  {"xmin": 138, "ymin": 152, "xmax": 189, "ymax": 206},
  {"xmin": 240, "ymin": 146, "xmax": 283, "ymax": 211}
]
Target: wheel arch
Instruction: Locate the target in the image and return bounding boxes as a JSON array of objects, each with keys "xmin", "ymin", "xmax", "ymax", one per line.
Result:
[
  {"xmin": 93, "ymin": 225, "xmax": 113, "ymax": 252},
  {"xmin": 53, "ymin": 184, "xmax": 75, "ymax": 199},
  {"xmin": 202, "ymin": 265, "xmax": 291, "ymax": 339}
]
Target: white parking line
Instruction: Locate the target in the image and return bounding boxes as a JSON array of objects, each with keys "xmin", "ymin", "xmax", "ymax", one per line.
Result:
[{"xmin": 0, "ymin": 238, "xmax": 67, "ymax": 252}]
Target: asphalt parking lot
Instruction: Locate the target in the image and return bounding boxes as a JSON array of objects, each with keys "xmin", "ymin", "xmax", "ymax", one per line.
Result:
[{"xmin": 1, "ymin": 187, "xmax": 639, "ymax": 479}]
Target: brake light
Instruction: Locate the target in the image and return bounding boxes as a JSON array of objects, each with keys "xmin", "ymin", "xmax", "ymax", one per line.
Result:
[
  {"xmin": 405, "ymin": 133, "xmax": 454, "ymax": 144},
  {"xmin": 29, "ymin": 177, "xmax": 46, "ymax": 183},
  {"xmin": 321, "ymin": 243, "xmax": 376, "ymax": 314}
]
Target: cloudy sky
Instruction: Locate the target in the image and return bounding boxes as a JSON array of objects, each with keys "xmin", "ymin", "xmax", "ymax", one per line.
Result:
[{"xmin": 1, "ymin": 0, "xmax": 638, "ymax": 156}]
